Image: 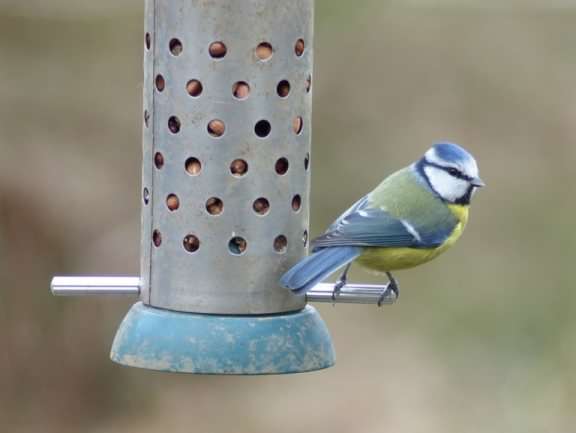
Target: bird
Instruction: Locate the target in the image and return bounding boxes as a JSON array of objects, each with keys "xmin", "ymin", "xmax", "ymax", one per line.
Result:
[{"xmin": 280, "ymin": 142, "xmax": 484, "ymax": 304}]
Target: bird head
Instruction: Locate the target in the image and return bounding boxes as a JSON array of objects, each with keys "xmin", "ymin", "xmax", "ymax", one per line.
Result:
[{"xmin": 417, "ymin": 142, "xmax": 484, "ymax": 205}]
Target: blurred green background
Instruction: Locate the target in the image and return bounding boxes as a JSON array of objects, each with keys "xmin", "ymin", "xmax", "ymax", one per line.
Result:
[{"xmin": 1, "ymin": 0, "xmax": 576, "ymax": 431}]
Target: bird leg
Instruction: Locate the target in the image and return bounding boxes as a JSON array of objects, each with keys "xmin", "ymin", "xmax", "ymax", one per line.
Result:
[
  {"xmin": 332, "ymin": 263, "xmax": 352, "ymax": 301},
  {"xmin": 378, "ymin": 272, "xmax": 399, "ymax": 306}
]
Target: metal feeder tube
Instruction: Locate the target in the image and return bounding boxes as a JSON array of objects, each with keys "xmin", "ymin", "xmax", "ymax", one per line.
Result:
[{"xmin": 128, "ymin": 0, "xmax": 332, "ymax": 374}]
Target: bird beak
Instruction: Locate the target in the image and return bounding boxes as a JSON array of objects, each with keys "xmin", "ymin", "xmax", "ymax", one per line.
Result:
[{"xmin": 471, "ymin": 177, "xmax": 485, "ymax": 187}]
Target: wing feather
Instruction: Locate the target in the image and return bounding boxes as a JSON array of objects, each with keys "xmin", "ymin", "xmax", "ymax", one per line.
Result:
[{"xmin": 312, "ymin": 195, "xmax": 456, "ymax": 251}]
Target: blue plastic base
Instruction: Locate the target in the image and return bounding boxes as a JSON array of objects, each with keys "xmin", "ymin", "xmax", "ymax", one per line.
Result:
[{"xmin": 110, "ymin": 302, "xmax": 335, "ymax": 374}]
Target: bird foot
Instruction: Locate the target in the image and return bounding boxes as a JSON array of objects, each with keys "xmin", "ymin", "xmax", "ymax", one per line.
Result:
[{"xmin": 377, "ymin": 274, "xmax": 399, "ymax": 307}]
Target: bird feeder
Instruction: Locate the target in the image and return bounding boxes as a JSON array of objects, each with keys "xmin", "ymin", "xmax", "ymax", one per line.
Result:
[{"xmin": 51, "ymin": 0, "xmax": 395, "ymax": 375}]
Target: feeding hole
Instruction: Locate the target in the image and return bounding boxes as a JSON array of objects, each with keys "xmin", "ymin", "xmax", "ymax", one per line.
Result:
[
  {"xmin": 277, "ymin": 80, "xmax": 290, "ymax": 98},
  {"xmin": 295, "ymin": 39, "xmax": 305, "ymax": 56},
  {"xmin": 209, "ymin": 41, "xmax": 227, "ymax": 58},
  {"xmin": 154, "ymin": 152, "xmax": 164, "ymax": 169},
  {"xmin": 155, "ymin": 74, "xmax": 165, "ymax": 92},
  {"xmin": 255, "ymin": 120, "xmax": 271, "ymax": 138},
  {"xmin": 152, "ymin": 230, "xmax": 162, "ymax": 247},
  {"xmin": 144, "ymin": 110, "xmax": 150, "ymax": 127},
  {"xmin": 233, "ymin": 81, "xmax": 250, "ymax": 99},
  {"xmin": 229, "ymin": 236, "xmax": 247, "ymax": 255},
  {"xmin": 274, "ymin": 235, "xmax": 288, "ymax": 253},
  {"xmin": 206, "ymin": 197, "xmax": 223, "ymax": 215},
  {"xmin": 166, "ymin": 194, "xmax": 180, "ymax": 211},
  {"xmin": 185, "ymin": 157, "xmax": 202, "ymax": 175},
  {"xmin": 230, "ymin": 159, "xmax": 248, "ymax": 177},
  {"xmin": 256, "ymin": 42, "xmax": 273, "ymax": 60},
  {"xmin": 183, "ymin": 234, "xmax": 200, "ymax": 253},
  {"xmin": 293, "ymin": 116, "xmax": 303, "ymax": 135},
  {"xmin": 253, "ymin": 198, "xmax": 270, "ymax": 215},
  {"xmin": 275, "ymin": 157, "xmax": 289, "ymax": 175},
  {"xmin": 303, "ymin": 230, "xmax": 309, "ymax": 246},
  {"xmin": 145, "ymin": 32, "xmax": 151, "ymax": 50},
  {"xmin": 304, "ymin": 153, "xmax": 310, "ymax": 170},
  {"xmin": 186, "ymin": 79, "xmax": 203, "ymax": 97},
  {"xmin": 169, "ymin": 38, "xmax": 183, "ymax": 56},
  {"xmin": 168, "ymin": 116, "xmax": 181, "ymax": 134},
  {"xmin": 143, "ymin": 188, "xmax": 150, "ymax": 205},
  {"xmin": 207, "ymin": 119, "xmax": 225, "ymax": 137},
  {"xmin": 306, "ymin": 75, "xmax": 312, "ymax": 93},
  {"xmin": 292, "ymin": 194, "xmax": 302, "ymax": 211}
]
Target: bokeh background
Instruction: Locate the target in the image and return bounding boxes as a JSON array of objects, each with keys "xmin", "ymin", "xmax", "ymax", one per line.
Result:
[{"xmin": 1, "ymin": 0, "xmax": 576, "ymax": 431}]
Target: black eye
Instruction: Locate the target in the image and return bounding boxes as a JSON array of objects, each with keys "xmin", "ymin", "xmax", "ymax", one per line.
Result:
[{"xmin": 448, "ymin": 168, "xmax": 459, "ymax": 176}]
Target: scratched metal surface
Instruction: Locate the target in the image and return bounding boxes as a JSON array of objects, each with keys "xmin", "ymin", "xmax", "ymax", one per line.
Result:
[
  {"xmin": 111, "ymin": 302, "xmax": 335, "ymax": 374},
  {"xmin": 141, "ymin": 0, "xmax": 313, "ymax": 314}
]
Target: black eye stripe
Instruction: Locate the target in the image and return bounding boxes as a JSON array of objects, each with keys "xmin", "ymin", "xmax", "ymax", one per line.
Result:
[{"xmin": 425, "ymin": 162, "xmax": 473, "ymax": 182}]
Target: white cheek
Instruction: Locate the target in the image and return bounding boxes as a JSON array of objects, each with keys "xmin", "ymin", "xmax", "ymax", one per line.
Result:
[{"xmin": 424, "ymin": 166, "xmax": 469, "ymax": 202}]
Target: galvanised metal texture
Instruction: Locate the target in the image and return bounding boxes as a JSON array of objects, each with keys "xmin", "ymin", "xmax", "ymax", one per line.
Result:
[
  {"xmin": 141, "ymin": 0, "xmax": 313, "ymax": 314},
  {"xmin": 140, "ymin": 0, "xmax": 155, "ymax": 307},
  {"xmin": 111, "ymin": 302, "xmax": 335, "ymax": 374}
]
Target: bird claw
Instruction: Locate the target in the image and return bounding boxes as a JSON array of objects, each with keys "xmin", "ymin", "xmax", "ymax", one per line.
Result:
[{"xmin": 331, "ymin": 279, "xmax": 346, "ymax": 302}]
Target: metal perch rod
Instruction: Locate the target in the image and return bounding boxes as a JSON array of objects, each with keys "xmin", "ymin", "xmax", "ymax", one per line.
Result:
[
  {"xmin": 51, "ymin": 277, "xmax": 141, "ymax": 295},
  {"xmin": 50, "ymin": 277, "xmax": 396, "ymax": 305}
]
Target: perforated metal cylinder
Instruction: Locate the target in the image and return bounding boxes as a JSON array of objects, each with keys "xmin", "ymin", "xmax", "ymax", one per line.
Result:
[{"xmin": 140, "ymin": 0, "xmax": 313, "ymax": 314}]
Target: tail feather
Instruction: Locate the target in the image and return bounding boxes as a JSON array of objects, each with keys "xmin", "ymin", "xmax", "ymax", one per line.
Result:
[{"xmin": 280, "ymin": 247, "xmax": 361, "ymax": 294}]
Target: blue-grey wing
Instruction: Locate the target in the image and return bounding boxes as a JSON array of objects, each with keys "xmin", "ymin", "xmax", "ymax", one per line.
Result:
[{"xmin": 313, "ymin": 198, "xmax": 456, "ymax": 250}]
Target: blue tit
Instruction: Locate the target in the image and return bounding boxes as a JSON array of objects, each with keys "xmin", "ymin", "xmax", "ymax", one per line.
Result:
[{"xmin": 280, "ymin": 142, "xmax": 484, "ymax": 302}]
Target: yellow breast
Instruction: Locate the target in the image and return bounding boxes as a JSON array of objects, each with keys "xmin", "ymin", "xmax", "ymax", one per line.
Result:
[{"xmin": 355, "ymin": 204, "xmax": 469, "ymax": 273}]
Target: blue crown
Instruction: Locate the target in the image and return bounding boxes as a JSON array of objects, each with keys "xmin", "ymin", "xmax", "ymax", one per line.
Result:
[{"xmin": 432, "ymin": 142, "xmax": 475, "ymax": 165}]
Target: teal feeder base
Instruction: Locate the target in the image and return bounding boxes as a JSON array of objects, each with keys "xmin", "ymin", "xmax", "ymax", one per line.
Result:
[{"xmin": 110, "ymin": 302, "xmax": 335, "ymax": 374}]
